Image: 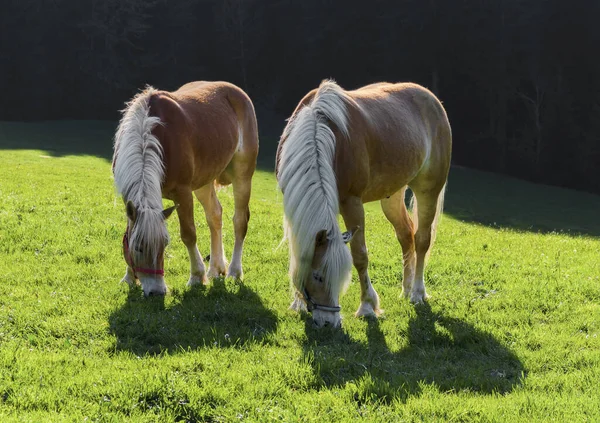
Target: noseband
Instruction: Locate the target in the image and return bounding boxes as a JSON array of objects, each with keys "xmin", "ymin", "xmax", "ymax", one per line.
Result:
[
  {"xmin": 122, "ymin": 229, "xmax": 164, "ymax": 278},
  {"xmin": 302, "ymin": 287, "xmax": 341, "ymax": 313}
]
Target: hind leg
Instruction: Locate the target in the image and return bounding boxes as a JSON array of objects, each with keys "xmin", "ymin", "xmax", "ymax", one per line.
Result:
[
  {"xmin": 409, "ymin": 187, "xmax": 443, "ymax": 303},
  {"xmin": 381, "ymin": 187, "xmax": 416, "ymax": 299},
  {"xmin": 227, "ymin": 171, "xmax": 252, "ymax": 279},
  {"xmin": 175, "ymin": 188, "xmax": 208, "ymax": 286},
  {"xmin": 340, "ymin": 197, "xmax": 381, "ymax": 317},
  {"xmin": 195, "ymin": 184, "xmax": 227, "ymax": 278},
  {"xmin": 226, "ymin": 112, "xmax": 258, "ymax": 279}
]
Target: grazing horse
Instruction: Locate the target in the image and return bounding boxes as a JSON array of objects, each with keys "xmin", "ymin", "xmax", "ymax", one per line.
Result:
[
  {"xmin": 112, "ymin": 81, "xmax": 258, "ymax": 296},
  {"xmin": 276, "ymin": 80, "xmax": 451, "ymax": 327}
]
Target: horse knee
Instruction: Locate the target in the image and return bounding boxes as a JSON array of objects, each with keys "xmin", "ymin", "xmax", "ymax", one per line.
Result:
[
  {"xmin": 351, "ymin": 245, "xmax": 369, "ymax": 273},
  {"xmin": 415, "ymin": 230, "xmax": 431, "ymax": 255},
  {"xmin": 236, "ymin": 207, "xmax": 249, "ymax": 222},
  {"xmin": 180, "ymin": 227, "xmax": 197, "ymax": 247},
  {"xmin": 233, "ymin": 207, "xmax": 249, "ymax": 231},
  {"xmin": 207, "ymin": 208, "xmax": 222, "ymax": 230}
]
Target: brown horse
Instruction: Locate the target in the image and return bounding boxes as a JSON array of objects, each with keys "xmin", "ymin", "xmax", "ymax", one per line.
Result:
[
  {"xmin": 113, "ymin": 81, "xmax": 258, "ymax": 296},
  {"xmin": 276, "ymin": 80, "xmax": 451, "ymax": 327}
]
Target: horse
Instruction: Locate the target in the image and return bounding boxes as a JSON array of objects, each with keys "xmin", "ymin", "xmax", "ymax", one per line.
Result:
[
  {"xmin": 112, "ymin": 81, "xmax": 259, "ymax": 296},
  {"xmin": 276, "ymin": 80, "xmax": 451, "ymax": 327}
]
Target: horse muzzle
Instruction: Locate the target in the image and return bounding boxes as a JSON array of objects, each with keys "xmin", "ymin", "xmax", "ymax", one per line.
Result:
[
  {"xmin": 138, "ymin": 275, "xmax": 168, "ymax": 297},
  {"xmin": 312, "ymin": 308, "xmax": 342, "ymax": 328}
]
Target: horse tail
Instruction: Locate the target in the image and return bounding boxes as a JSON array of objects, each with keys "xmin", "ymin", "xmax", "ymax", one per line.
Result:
[
  {"xmin": 429, "ymin": 183, "xmax": 446, "ymax": 255},
  {"xmin": 278, "ymin": 80, "xmax": 353, "ymax": 300},
  {"xmin": 410, "ymin": 183, "xmax": 446, "ymax": 261}
]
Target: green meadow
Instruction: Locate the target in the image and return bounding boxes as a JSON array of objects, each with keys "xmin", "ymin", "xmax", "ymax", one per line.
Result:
[{"xmin": 0, "ymin": 122, "xmax": 599, "ymax": 422}]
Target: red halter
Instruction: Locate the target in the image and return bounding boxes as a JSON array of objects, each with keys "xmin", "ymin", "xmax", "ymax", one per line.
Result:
[{"xmin": 122, "ymin": 229, "xmax": 165, "ymax": 278}]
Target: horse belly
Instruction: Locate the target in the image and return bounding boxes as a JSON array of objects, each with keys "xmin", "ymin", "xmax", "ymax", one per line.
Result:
[
  {"xmin": 361, "ymin": 175, "xmax": 409, "ymax": 203},
  {"xmin": 360, "ymin": 146, "xmax": 426, "ymax": 203},
  {"xmin": 190, "ymin": 153, "xmax": 235, "ymax": 190},
  {"xmin": 216, "ymin": 171, "xmax": 233, "ymax": 186}
]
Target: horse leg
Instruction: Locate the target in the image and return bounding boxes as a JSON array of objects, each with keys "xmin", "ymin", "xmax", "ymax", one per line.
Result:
[
  {"xmin": 175, "ymin": 188, "xmax": 208, "ymax": 286},
  {"xmin": 121, "ymin": 266, "xmax": 137, "ymax": 286},
  {"xmin": 381, "ymin": 187, "xmax": 416, "ymax": 299},
  {"xmin": 340, "ymin": 196, "xmax": 381, "ymax": 317},
  {"xmin": 194, "ymin": 184, "xmax": 227, "ymax": 278},
  {"xmin": 228, "ymin": 174, "xmax": 252, "ymax": 279},
  {"xmin": 409, "ymin": 187, "xmax": 443, "ymax": 303}
]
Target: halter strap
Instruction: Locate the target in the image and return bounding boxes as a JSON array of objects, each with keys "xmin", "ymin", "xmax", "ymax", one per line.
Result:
[
  {"xmin": 302, "ymin": 288, "xmax": 341, "ymax": 313},
  {"xmin": 122, "ymin": 230, "xmax": 165, "ymax": 278}
]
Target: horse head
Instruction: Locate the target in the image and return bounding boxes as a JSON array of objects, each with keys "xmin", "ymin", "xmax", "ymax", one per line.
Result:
[
  {"xmin": 301, "ymin": 227, "xmax": 358, "ymax": 328},
  {"xmin": 122, "ymin": 200, "xmax": 177, "ymax": 297}
]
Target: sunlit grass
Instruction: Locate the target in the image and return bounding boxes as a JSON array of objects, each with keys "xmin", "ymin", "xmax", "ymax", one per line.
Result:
[{"xmin": 0, "ymin": 123, "xmax": 599, "ymax": 422}]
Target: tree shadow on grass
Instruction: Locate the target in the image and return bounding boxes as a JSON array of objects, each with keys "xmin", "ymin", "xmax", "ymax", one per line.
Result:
[
  {"xmin": 0, "ymin": 121, "xmax": 115, "ymax": 160},
  {"xmin": 301, "ymin": 303, "xmax": 524, "ymax": 403},
  {"xmin": 108, "ymin": 278, "xmax": 278, "ymax": 355},
  {"xmin": 444, "ymin": 166, "xmax": 600, "ymax": 237},
  {"xmin": 0, "ymin": 120, "xmax": 282, "ymax": 171}
]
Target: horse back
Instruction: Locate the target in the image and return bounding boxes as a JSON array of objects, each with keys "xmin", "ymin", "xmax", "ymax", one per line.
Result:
[
  {"xmin": 148, "ymin": 82, "xmax": 257, "ymax": 195},
  {"xmin": 338, "ymin": 83, "xmax": 451, "ymax": 201}
]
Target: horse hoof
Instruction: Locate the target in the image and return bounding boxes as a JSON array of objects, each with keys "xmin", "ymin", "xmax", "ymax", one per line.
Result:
[
  {"xmin": 121, "ymin": 276, "xmax": 137, "ymax": 287},
  {"xmin": 207, "ymin": 267, "xmax": 227, "ymax": 279},
  {"xmin": 410, "ymin": 291, "xmax": 428, "ymax": 304},
  {"xmin": 355, "ymin": 302, "xmax": 383, "ymax": 318},
  {"xmin": 187, "ymin": 274, "xmax": 208, "ymax": 287},
  {"xmin": 226, "ymin": 267, "xmax": 243, "ymax": 280},
  {"xmin": 355, "ymin": 302, "xmax": 375, "ymax": 317}
]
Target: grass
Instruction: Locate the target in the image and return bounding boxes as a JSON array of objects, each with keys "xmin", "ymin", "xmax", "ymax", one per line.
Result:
[{"xmin": 0, "ymin": 122, "xmax": 599, "ymax": 422}]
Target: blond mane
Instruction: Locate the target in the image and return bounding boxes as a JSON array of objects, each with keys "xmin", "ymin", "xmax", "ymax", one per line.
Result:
[
  {"xmin": 278, "ymin": 80, "xmax": 354, "ymax": 301},
  {"xmin": 113, "ymin": 87, "xmax": 168, "ymax": 266}
]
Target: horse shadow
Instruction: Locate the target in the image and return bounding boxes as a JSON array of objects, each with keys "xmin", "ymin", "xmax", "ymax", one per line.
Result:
[
  {"xmin": 108, "ymin": 278, "xmax": 278, "ymax": 355},
  {"xmin": 301, "ymin": 303, "xmax": 524, "ymax": 403}
]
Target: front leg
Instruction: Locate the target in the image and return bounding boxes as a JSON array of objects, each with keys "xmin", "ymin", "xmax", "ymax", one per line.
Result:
[
  {"xmin": 289, "ymin": 290, "xmax": 308, "ymax": 312},
  {"xmin": 340, "ymin": 197, "xmax": 381, "ymax": 317},
  {"xmin": 121, "ymin": 266, "xmax": 137, "ymax": 286},
  {"xmin": 175, "ymin": 188, "xmax": 208, "ymax": 287}
]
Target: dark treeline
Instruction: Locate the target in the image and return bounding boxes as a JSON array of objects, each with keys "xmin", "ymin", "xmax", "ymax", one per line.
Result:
[{"xmin": 2, "ymin": 0, "xmax": 599, "ymax": 193}]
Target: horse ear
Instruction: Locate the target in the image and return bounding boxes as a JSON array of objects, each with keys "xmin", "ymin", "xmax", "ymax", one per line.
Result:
[
  {"xmin": 162, "ymin": 204, "xmax": 178, "ymax": 220},
  {"xmin": 342, "ymin": 226, "xmax": 360, "ymax": 244},
  {"xmin": 315, "ymin": 229, "xmax": 329, "ymax": 247},
  {"xmin": 126, "ymin": 200, "xmax": 137, "ymax": 223}
]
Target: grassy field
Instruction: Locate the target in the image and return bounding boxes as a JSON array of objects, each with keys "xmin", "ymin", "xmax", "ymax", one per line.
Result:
[{"xmin": 0, "ymin": 122, "xmax": 599, "ymax": 422}]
